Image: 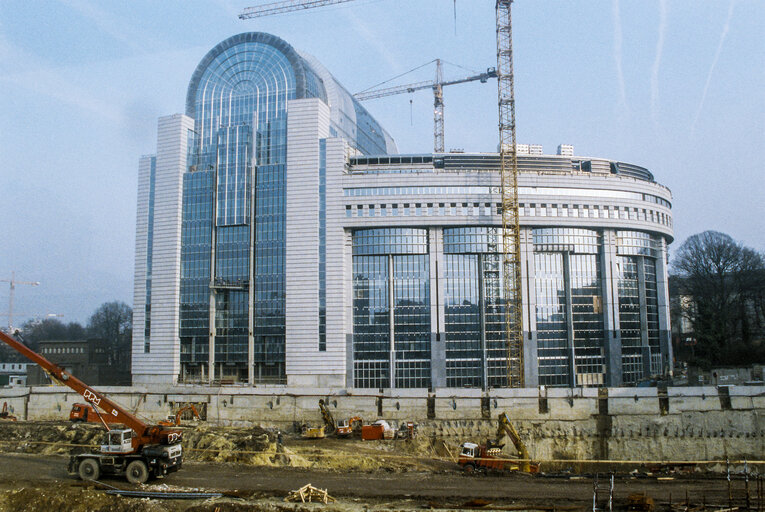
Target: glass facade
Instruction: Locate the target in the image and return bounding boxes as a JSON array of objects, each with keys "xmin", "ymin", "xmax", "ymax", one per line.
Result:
[
  {"xmin": 616, "ymin": 230, "xmax": 663, "ymax": 384},
  {"xmin": 177, "ymin": 33, "xmax": 394, "ymax": 383},
  {"xmin": 352, "ymin": 229, "xmax": 430, "ymax": 388},
  {"xmin": 348, "ymin": 225, "xmax": 667, "ymax": 389},
  {"xmin": 443, "ymin": 227, "xmax": 509, "ymax": 388},
  {"xmin": 532, "ymin": 228, "xmax": 605, "ymax": 387}
]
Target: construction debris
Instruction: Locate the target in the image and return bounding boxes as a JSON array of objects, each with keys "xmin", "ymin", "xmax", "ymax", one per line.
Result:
[
  {"xmin": 627, "ymin": 493, "xmax": 656, "ymax": 512},
  {"xmin": 285, "ymin": 483, "xmax": 335, "ymax": 504}
]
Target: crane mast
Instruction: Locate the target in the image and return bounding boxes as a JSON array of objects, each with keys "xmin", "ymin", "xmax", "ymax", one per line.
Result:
[
  {"xmin": 433, "ymin": 59, "xmax": 445, "ymax": 153},
  {"xmin": 496, "ymin": 0, "xmax": 524, "ymax": 387}
]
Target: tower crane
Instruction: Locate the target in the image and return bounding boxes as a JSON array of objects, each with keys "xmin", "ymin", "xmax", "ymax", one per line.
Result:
[
  {"xmin": 239, "ymin": 0, "xmax": 524, "ymax": 387},
  {"xmin": 353, "ymin": 59, "xmax": 497, "ymax": 153},
  {"xmin": 1, "ymin": 272, "xmax": 39, "ymax": 332}
]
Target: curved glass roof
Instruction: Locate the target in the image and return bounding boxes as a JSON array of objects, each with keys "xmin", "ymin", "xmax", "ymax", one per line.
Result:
[{"xmin": 186, "ymin": 32, "xmax": 396, "ymax": 156}]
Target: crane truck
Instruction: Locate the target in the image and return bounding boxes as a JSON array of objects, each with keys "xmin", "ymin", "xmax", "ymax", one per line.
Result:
[{"xmin": 0, "ymin": 330, "xmax": 183, "ymax": 484}]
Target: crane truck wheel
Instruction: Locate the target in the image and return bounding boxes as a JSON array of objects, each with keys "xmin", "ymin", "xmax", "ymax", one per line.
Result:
[
  {"xmin": 78, "ymin": 458, "xmax": 100, "ymax": 481},
  {"xmin": 126, "ymin": 460, "xmax": 149, "ymax": 484},
  {"xmin": 462, "ymin": 463, "xmax": 476, "ymax": 474}
]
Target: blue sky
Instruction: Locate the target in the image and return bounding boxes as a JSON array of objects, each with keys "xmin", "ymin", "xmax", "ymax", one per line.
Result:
[{"xmin": 1, "ymin": 0, "xmax": 763, "ymax": 325}]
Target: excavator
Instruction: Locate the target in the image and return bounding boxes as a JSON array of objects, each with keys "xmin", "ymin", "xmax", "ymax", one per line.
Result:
[
  {"xmin": 301, "ymin": 399, "xmax": 337, "ymax": 439},
  {"xmin": 336, "ymin": 416, "xmax": 362, "ymax": 437},
  {"xmin": 0, "ymin": 330, "xmax": 183, "ymax": 484},
  {"xmin": 458, "ymin": 412, "xmax": 537, "ymax": 473},
  {"xmin": 158, "ymin": 404, "xmax": 201, "ymax": 427},
  {"xmin": 0, "ymin": 402, "xmax": 17, "ymax": 421}
]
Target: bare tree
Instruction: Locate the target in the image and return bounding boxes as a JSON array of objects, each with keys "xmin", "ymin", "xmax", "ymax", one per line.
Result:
[
  {"xmin": 671, "ymin": 231, "xmax": 765, "ymax": 367},
  {"xmin": 87, "ymin": 301, "xmax": 132, "ymax": 367}
]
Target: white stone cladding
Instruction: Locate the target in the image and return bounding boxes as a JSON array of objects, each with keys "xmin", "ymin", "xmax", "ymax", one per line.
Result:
[
  {"xmin": 324, "ymin": 138, "xmax": 351, "ymax": 385},
  {"xmin": 285, "ymin": 98, "xmax": 344, "ymax": 387},
  {"xmin": 132, "ymin": 114, "xmax": 194, "ymax": 384},
  {"xmin": 131, "ymin": 155, "xmax": 153, "ymax": 382}
]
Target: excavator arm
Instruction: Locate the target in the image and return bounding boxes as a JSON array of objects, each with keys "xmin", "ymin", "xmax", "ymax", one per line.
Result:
[
  {"xmin": 496, "ymin": 412, "xmax": 531, "ymax": 473},
  {"xmin": 318, "ymin": 399, "xmax": 336, "ymax": 434}
]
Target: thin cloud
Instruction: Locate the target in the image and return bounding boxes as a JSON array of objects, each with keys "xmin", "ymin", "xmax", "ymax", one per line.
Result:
[
  {"xmin": 345, "ymin": 8, "xmax": 402, "ymax": 73},
  {"xmin": 612, "ymin": 0, "xmax": 628, "ymax": 113},
  {"xmin": 58, "ymin": 0, "xmax": 160, "ymax": 54},
  {"xmin": 651, "ymin": 0, "xmax": 667, "ymax": 123},
  {"xmin": 691, "ymin": 0, "xmax": 735, "ymax": 135},
  {"xmin": 3, "ymin": 66, "xmax": 124, "ymax": 122}
]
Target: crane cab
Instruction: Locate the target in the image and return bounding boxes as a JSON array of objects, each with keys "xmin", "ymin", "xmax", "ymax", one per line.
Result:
[{"xmin": 101, "ymin": 429, "xmax": 134, "ymax": 454}]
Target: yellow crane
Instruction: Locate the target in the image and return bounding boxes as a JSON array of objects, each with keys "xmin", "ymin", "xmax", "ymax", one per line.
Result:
[{"xmin": 240, "ymin": 0, "xmax": 524, "ymax": 388}]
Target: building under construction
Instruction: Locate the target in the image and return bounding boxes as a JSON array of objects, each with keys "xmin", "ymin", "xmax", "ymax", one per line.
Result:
[{"xmin": 132, "ymin": 32, "xmax": 673, "ymax": 389}]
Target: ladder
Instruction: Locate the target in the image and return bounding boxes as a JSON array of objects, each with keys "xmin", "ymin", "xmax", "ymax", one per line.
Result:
[{"xmin": 592, "ymin": 473, "xmax": 614, "ymax": 512}]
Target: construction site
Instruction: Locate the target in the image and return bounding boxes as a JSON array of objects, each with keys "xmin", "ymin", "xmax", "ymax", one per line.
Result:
[
  {"xmin": 2, "ymin": 0, "xmax": 763, "ymax": 510},
  {"xmin": 0, "ymin": 364, "xmax": 764, "ymax": 510}
]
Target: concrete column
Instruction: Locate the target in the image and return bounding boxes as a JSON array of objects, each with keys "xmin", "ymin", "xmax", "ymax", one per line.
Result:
[
  {"xmin": 601, "ymin": 230, "xmax": 622, "ymax": 386},
  {"xmin": 284, "ymin": 98, "xmax": 334, "ymax": 387},
  {"xmin": 562, "ymin": 251, "xmax": 576, "ymax": 387},
  {"xmin": 248, "ymin": 111, "xmax": 258, "ymax": 386},
  {"xmin": 478, "ymin": 254, "xmax": 488, "ymax": 390},
  {"xmin": 429, "ymin": 227, "xmax": 446, "ymax": 388},
  {"xmin": 132, "ymin": 114, "xmax": 194, "ymax": 385},
  {"xmin": 388, "ymin": 255, "xmax": 395, "ymax": 389},
  {"xmin": 655, "ymin": 237, "xmax": 673, "ymax": 376},
  {"xmin": 208, "ymin": 291, "xmax": 215, "ymax": 385},
  {"xmin": 345, "ymin": 230, "xmax": 354, "ymax": 388},
  {"xmin": 521, "ymin": 229, "xmax": 539, "ymax": 387},
  {"xmin": 637, "ymin": 257, "xmax": 651, "ymax": 379}
]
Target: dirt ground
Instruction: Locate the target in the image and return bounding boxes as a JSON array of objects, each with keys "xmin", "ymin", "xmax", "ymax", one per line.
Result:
[{"xmin": 0, "ymin": 422, "xmax": 758, "ymax": 512}]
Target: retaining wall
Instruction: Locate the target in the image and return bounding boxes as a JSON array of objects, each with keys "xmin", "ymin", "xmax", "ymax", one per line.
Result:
[{"xmin": 1, "ymin": 385, "xmax": 763, "ymax": 462}]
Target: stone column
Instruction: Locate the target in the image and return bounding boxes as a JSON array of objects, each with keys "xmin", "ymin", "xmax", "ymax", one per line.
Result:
[
  {"xmin": 600, "ymin": 229, "xmax": 622, "ymax": 386},
  {"xmin": 429, "ymin": 227, "xmax": 446, "ymax": 388}
]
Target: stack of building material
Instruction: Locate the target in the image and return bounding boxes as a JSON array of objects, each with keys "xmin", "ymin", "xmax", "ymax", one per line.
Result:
[{"xmin": 285, "ymin": 483, "xmax": 335, "ymax": 504}]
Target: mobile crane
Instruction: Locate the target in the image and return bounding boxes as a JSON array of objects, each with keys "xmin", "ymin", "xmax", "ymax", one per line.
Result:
[{"xmin": 0, "ymin": 330, "xmax": 183, "ymax": 484}]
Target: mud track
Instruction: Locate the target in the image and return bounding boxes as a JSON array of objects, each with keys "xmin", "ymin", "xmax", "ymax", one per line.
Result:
[{"xmin": 0, "ymin": 453, "xmax": 742, "ymax": 511}]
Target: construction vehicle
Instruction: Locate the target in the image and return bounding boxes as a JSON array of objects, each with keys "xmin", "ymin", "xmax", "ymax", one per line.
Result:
[
  {"xmin": 301, "ymin": 399, "xmax": 336, "ymax": 439},
  {"xmin": 395, "ymin": 421, "xmax": 417, "ymax": 440},
  {"xmin": 0, "ymin": 330, "xmax": 183, "ymax": 484},
  {"xmin": 70, "ymin": 402, "xmax": 121, "ymax": 424},
  {"xmin": 458, "ymin": 412, "xmax": 537, "ymax": 473},
  {"xmin": 301, "ymin": 425, "xmax": 326, "ymax": 439},
  {"xmin": 158, "ymin": 404, "xmax": 201, "ymax": 427},
  {"xmin": 336, "ymin": 416, "xmax": 362, "ymax": 437},
  {"xmin": 0, "ymin": 402, "xmax": 16, "ymax": 421},
  {"xmin": 318, "ymin": 399, "xmax": 336, "ymax": 435}
]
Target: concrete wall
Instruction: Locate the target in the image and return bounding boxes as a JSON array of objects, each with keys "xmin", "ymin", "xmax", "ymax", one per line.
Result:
[{"xmin": 1, "ymin": 385, "xmax": 762, "ymax": 462}]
